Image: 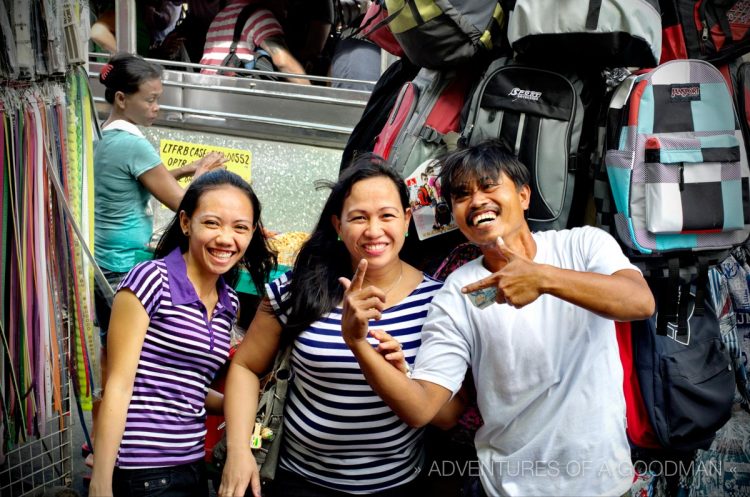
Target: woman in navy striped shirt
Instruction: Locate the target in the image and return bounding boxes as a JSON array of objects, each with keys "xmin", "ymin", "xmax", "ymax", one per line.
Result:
[
  {"xmin": 219, "ymin": 156, "xmax": 462, "ymax": 497},
  {"xmin": 90, "ymin": 170, "xmax": 276, "ymax": 497}
]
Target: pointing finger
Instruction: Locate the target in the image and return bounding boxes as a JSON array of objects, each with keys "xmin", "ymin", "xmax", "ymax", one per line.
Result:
[
  {"xmin": 461, "ymin": 276, "xmax": 495, "ymax": 294},
  {"xmin": 352, "ymin": 259, "xmax": 368, "ymax": 291}
]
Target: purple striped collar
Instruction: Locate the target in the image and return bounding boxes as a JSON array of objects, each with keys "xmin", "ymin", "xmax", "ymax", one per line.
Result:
[{"xmin": 164, "ymin": 248, "xmax": 235, "ymax": 317}]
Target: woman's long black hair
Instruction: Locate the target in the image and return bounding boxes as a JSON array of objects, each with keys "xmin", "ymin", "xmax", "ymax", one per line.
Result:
[
  {"xmin": 283, "ymin": 154, "xmax": 409, "ymax": 338},
  {"xmin": 154, "ymin": 169, "xmax": 277, "ymax": 293}
]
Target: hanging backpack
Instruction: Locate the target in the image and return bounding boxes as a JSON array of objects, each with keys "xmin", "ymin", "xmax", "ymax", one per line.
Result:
[
  {"xmin": 339, "ymin": 58, "xmax": 421, "ymax": 173},
  {"xmin": 373, "ymin": 67, "xmax": 475, "ymax": 178},
  {"xmin": 659, "ymin": 0, "xmax": 750, "ymax": 66},
  {"xmin": 353, "ymin": 0, "xmax": 406, "ymax": 57},
  {"xmin": 718, "ymin": 246, "xmax": 750, "ymax": 408},
  {"xmin": 460, "ymin": 57, "xmax": 604, "ymax": 231},
  {"xmin": 732, "ymin": 58, "xmax": 750, "ymax": 148},
  {"xmin": 604, "ymin": 59, "xmax": 750, "ymax": 255},
  {"xmin": 504, "ymin": 0, "xmax": 662, "ymax": 68},
  {"xmin": 632, "ymin": 260, "xmax": 736, "ymax": 451},
  {"xmin": 376, "ymin": 0, "xmax": 506, "ymax": 69},
  {"xmin": 616, "ymin": 320, "xmax": 663, "ymax": 449}
]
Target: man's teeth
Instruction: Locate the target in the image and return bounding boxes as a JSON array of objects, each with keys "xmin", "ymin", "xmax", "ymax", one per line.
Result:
[{"xmin": 472, "ymin": 212, "xmax": 497, "ymax": 226}]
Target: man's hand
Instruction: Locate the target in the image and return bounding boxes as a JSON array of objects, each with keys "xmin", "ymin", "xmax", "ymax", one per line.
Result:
[
  {"xmin": 462, "ymin": 237, "xmax": 545, "ymax": 308},
  {"xmin": 339, "ymin": 259, "xmax": 386, "ymax": 345}
]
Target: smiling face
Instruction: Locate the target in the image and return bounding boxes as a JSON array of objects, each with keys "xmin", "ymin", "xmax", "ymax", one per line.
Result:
[
  {"xmin": 332, "ymin": 176, "xmax": 411, "ymax": 272},
  {"xmin": 450, "ymin": 171, "xmax": 531, "ymax": 247},
  {"xmin": 117, "ymin": 77, "xmax": 162, "ymax": 126},
  {"xmin": 180, "ymin": 185, "xmax": 255, "ymax": 278}
]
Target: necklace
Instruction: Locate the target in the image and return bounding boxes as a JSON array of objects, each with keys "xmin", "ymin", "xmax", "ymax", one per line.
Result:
[{"xmin": 366, "ymin": 262, "xmax": 404, "ymax": 296}]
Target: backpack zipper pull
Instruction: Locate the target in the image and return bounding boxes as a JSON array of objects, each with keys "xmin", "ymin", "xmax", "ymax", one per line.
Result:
[{"xmin": 460, "ymin": 123, "xmax": 474, "ymax": 147}]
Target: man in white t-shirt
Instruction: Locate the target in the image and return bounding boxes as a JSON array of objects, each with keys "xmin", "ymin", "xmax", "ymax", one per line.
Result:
[{"xmin": 340, "ymin": 140, "xmax": 655, "ymax": 497}]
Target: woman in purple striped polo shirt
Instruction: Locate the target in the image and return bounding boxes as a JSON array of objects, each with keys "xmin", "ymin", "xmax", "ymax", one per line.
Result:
[{"xmin": 90, "ymin": 170, "xmax": 277, "ymax": 497}]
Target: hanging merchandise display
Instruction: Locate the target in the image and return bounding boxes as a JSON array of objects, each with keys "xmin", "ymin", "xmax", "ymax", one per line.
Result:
[{"xmin": 0, "ymin": 1, "xmax": 96, "ymax": 495}]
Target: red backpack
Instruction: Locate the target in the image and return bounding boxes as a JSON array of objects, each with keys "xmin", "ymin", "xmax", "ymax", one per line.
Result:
[
  {"xmin": 659, "ymin": 0, "xmax": 750, "ymax": 65},
  {"xmin": 616, "ymin": 321, "xmax": 662, "ymax": 448},
  {"xmin": 373, "ymin": 68, "xmax": 473, "ymax": 178},
  {"xmin": 355, "ymin": 0, "xmax": 405, "ymax": 57}
]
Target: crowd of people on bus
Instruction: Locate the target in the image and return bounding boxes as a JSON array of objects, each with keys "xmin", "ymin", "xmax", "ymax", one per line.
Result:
[{"xmin": 89, "ymin": 0, "xmax": 380, "ymax": 87}]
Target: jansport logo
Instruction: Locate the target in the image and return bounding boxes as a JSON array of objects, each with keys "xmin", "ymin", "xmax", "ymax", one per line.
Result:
[
  {"xmin": 509, "ymin": 87, "xmax": 542, "ymax": 102},
  {"xmin": 670, "ymin": 84, "xmax": 701, "ymax": 101}
]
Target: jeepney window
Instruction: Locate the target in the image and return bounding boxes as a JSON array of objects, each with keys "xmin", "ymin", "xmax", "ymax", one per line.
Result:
[{"xmin": 89, "ymin": 0, "xmax": 384, "ymax": 90}]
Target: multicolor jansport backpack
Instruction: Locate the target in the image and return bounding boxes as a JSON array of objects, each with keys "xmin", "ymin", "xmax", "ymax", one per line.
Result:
[{"xmin": 604, "ymin": 59, "xmax": 750, "ymax": 254}]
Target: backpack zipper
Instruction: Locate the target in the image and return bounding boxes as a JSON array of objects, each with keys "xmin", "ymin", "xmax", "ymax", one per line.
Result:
[{"xmin": 698, "ymin": 0, "xmax": 710, "ymax": 55}]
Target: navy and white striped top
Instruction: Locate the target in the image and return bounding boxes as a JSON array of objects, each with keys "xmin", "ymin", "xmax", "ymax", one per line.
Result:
[
  {"xmin": 116, "ymin": 248, "xmax": 237, "ymax": 468},
  {"xmin": 266, "ymin": 270, "xmax": 444, "ymax": 493}
]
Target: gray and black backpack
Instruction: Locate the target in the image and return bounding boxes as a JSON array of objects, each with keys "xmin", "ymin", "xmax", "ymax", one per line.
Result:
[{"xmin": 461, "ymin": 57, "xmax": 604, "ymax": 231}]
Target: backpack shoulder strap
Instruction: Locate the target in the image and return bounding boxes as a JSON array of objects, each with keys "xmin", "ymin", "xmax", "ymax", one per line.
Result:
[
  {"xmin": 219, "ymin": 3, "xmax": 259, "ymax": 73},
  {"xmin": 230, "ymin": 3, "xmax": 258, "ymax": 54}
]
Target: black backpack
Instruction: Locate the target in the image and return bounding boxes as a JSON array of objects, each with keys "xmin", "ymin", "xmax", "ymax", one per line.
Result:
[
  {"xmin": 218, "ymin": 3, "xmax": 279, "ymax": 79},
  {"xmin": 633, "ymin": 259, "xmax": 736, "ymax": 451}
]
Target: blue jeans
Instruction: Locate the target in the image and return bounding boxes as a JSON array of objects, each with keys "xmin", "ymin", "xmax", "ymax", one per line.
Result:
[{"xmin": 112, "ymin": 461, "xmax": 208, "ymax": 497}]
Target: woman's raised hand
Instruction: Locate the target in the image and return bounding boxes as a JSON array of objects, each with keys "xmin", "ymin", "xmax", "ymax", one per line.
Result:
[
  {"xmin": 193, "ymin": 151, "xmax": 228, "ymax": 178},
  {"xmin": 339, "ymin": 259, "xmax": 386, "ymax": 345}
]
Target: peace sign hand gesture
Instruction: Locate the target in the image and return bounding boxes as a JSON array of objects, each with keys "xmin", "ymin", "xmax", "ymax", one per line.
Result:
[{"xmin": 339, "ymin": 259, "xmax": 387, "ymax": 345}]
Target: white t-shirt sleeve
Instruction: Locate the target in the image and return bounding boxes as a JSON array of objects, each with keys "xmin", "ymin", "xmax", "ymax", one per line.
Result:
[
  {"xmin": 411, "ymin": 279, "xmax": 472, "ymax": 395},
  {"xmin": 577, "ymin": 226, "xmax": 639, "ymax": 276}
]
